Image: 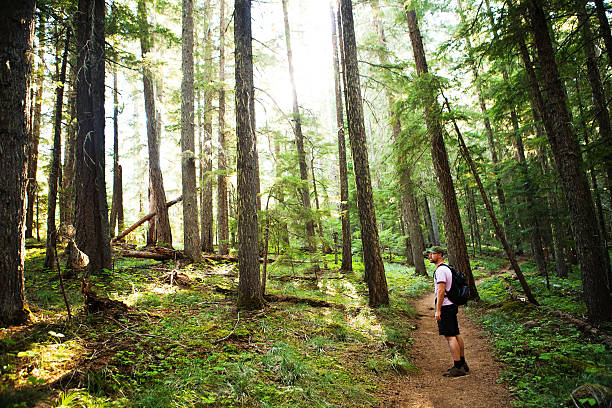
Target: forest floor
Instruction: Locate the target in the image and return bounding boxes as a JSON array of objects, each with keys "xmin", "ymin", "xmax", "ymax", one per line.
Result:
[{"xmin": 1, "ymin": 245, "xmax": 611, "ymax": 407}]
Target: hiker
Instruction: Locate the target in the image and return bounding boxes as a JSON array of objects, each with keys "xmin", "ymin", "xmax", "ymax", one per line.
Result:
[{"xmin": 425, "ymin": 246, "xmax": 469, "ymax": 377}]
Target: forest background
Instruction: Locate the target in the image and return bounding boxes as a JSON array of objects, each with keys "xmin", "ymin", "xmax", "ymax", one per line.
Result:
[{"xmin": 1, "ymin": 0, "xmax": 612, "ymax": 406}]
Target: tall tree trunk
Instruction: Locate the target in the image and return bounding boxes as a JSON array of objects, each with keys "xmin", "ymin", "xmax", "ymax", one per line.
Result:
[
  {"xmin": 60, "ymin": 58, "xmax": 76, "ymax": 228},
  {"xmin": 404, "ymin": 8, "xmax": 476, "ymax": 296},
  {"xmin": 0, "ymin": 0, "xmax": 36, "ymax": 326},
  {"xmin": 340, "ymin": 0, "xmax": 388, "ymax": 307},
  {"xmin": 372, "ymin": 3, "xmax": 426, "ymax": 276},
  {"xmin": 593, "ymin": 0, "xmax": 612, "ymax": 67},
  {"xmin": 331, "ymin": 6, "xmax": 352, "ymax": 271},
  {"xmin": 282, "ymin": 0, "xmax": 316, "ymax": 250},
  {"xmin": 200, "ymin": 3, "xmax": 214, "ymax": 253},
  {"xmin": 110, "ymin": 63, "xmax": 122, "ymax": 237},
  {"xmin": 235, "ymin": 0, "xmax": 263, "ymax": 309},
  {"xmin": 217, "ymin": 0, "xmax": 229, "ymax": 255},
  {"xmin": 74, "ymin": 0, "xmax": 111, "ymax": 274},
  {"xmin": 44, "ymin": 30, "xmax": 70, "ymax": 269},
  {"xmin": 579, "ymin": 2, "xmax": 612, "ymax": 206},
  {"xmin": 181, "ymin": 0, "xmax": 201, "ymax": 261},
  {"xmin": 138, "ymin": 0, "xmax": 172, "ymax": 247},
  {"xmin": 26, "ymin": 29, "xmax": 44, "ymax": 240},
  {"xmin": 526, "ymin": 0, "xmax": 612, "ymax": 321}
]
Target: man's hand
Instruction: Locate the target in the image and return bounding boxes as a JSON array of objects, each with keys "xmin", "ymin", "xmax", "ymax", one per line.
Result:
[{"xmin": 435, "ymin": 310, "xmax": 441, "ymax": 322}]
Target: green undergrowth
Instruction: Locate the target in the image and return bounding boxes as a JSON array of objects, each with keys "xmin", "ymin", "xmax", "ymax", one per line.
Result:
[
  {"xmin": 1, "ymin": 247, "xmax": 430, "ymax": 407},
  {"xmin": 470, "ymin": 261, "xmax": 612, "ymax": 408}
]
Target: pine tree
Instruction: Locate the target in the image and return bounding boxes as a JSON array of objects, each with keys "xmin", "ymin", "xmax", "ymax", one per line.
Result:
[
  {"xmin": 74, "ymin": 0, "xmax": 112, "ymax": 274},
  {"xmin": 0, "ymin": 0, "xmax": 36, "ymax": 326},
  {"xmin": 340, "ymin": 0, "xmax": 388, "ymax": 307},
  {"xmin": 181, "ymin": 0, "xmax": 202, "ymax": 261},
  {"xmin": 235, "ymin": 0, "xmax": 263, "ymax": 309}
]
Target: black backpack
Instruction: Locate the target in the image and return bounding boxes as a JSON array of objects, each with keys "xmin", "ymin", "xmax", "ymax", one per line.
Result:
[{"xmin": 436, "ymin": 263, "xmax": 470, "ymax": 306}]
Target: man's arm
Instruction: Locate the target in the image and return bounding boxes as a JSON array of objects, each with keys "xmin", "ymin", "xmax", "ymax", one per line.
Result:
[{"xmin": 435, "ymin": 282, "xmax": 445, "ymax": 322}]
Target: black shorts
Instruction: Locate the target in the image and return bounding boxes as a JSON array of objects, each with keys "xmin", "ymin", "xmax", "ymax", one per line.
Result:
[{"xmin": 438, "ymin": 304, "xmax": 460, "ymax": 336}]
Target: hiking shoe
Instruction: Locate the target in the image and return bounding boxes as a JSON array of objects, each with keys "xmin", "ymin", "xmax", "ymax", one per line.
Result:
[
  {"xmin": 448, "ymin": 362, "xmax": 470, "ymax": 373},
  {"xmin": 443, "ymin": 366, "xmax": 466, "ymax": 377}
]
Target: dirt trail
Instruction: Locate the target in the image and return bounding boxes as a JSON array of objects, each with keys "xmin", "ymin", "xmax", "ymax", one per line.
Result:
[{"xmin": 378, "ymin": 291, "xmax": 513, "ymax": 408}]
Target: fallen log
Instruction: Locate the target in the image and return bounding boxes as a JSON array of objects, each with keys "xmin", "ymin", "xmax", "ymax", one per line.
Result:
[
  {"xmin": 264, "ymin": 294, "xmax": 347, "ymax": 310},
  {"xmin": 112, "ymin": 196, "xmax": 182, "ymax": 243},
  {"xmin": 203, "ymin": 254, "xmax": 276, "ymax": 263},
  {"xmin": 120, "ymin": 247, "xmax": 184, "ymax": 261},
  {"xmin": 117, "ymin": 249, "xmax": 275, "ymax": 263}
]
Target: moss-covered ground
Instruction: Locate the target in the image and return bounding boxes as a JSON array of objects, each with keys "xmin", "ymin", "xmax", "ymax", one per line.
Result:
[
  {"xmin": 3, "ymin": 247, "xmax": 611, "ymax": 407},
  {"xmin": 1, "ymin": 247, "xmax": 430, "ymax": 407}
]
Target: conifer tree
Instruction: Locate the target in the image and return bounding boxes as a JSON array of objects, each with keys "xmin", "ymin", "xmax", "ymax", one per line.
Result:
[
  {"xmin": 0, "ymin": 0, "xmax": 36, "ymax": 326},
  {"xmin": 340, "ymin": 0, "xmax": 388, "ymax": 307}
]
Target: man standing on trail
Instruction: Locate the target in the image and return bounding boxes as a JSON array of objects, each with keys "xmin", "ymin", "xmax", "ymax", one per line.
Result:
[{"xmin": 425, "ymin": 246, "xmax": 469, "ymax": 377}]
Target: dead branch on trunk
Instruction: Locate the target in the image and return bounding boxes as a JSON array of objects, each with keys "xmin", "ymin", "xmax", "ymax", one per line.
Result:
[{"xmin": 112, "ymin": 196, "xmax": 182, "ymax": 243}]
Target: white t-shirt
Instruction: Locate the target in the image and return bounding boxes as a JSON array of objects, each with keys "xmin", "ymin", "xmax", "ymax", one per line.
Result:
[{"xmin": 434, "ymin": 263, "xmax": 454, "ymax": 306}]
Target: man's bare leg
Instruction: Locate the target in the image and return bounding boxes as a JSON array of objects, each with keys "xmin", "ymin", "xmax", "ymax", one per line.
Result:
[
  {"xmin": 456, "ymin": 334, "xmax": 464, "ymax": 358},
  {"xmin": 445, "ymin": 336, "xmax": 461, "ymax": 361}
]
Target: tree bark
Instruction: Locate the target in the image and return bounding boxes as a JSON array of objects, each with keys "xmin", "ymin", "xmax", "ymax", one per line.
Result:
[
  {"xmin": 526, "ymin": 0, "xmax": 612, "ymax": 321},
  {"xmin": 138, "ymin": 0, "xmax": 172, "ymax": 248},
  {"xmin": 217, "ymin": 0, "xmax": 229, "ymax": 255},
  {"xmin": 0, "ymin": 0, "xmax": 36, "ymax": 326},
  {"xmin": 235, "ymin": 0, "xmax": 263, "ymax": 309},
  {"xmin": 282, "ymin": 0, "xmax": 316, "ymax": 251},
  {"xmin": 60, "ymin": 57, "xmax": 76, "ymax": 228},
  {"xmin": 74, "ymin": 0, "xmax": 111, "ymax": 275},
  {"xmin": 404, "ymin": 8, "xmax": 475, "ymax": 297},
  {"xmin": 44, "ymin": 29, "xmax": 70, "ymax": 269},
  {"xmin": 331, "ymin": 6, "xmax": 352, "ymax": 271},
  {"xmin": 200, "ymin": 3, "xmax": 214, "ymax": 253},
  {"xmin": 340, "ymin": 0, "xmax": 388, "ymax": 307},
  {"xmin": 26, "ymin": 28, "xmax": 44, "ymax": 240},
  {"xmin": 109, "ymin": 63, "xmax": 124, "ymax": 237},
  {"xmin": 181, "ymin": 0, "xmax": 201, "ymax": 262}
]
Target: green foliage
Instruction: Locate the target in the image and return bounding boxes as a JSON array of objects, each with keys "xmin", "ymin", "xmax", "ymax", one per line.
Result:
[{"xmin": 472, "ymin": 268, "xmax": 612, "ymax": 407}]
